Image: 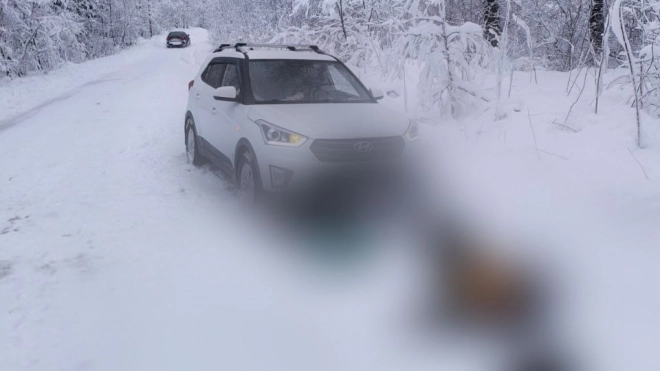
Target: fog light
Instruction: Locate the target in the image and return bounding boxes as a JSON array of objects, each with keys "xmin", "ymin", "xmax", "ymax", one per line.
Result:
[{"xmin": 270, "ymin": 165, "xmax": 292, "ymax": 188}]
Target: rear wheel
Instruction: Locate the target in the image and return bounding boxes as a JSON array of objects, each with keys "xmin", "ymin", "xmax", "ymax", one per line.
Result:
[{"xmin": 185, "ymin": 117, "xmax": 203, "ymax": 166}]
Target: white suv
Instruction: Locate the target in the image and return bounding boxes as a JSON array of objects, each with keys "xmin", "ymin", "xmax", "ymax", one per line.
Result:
[{"xmin": 184, "ymin": 43, "xmax": 419, "ymax": 202}]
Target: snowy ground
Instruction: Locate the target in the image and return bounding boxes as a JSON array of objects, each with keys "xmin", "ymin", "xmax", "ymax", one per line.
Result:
[
  {"xmin": 415, "ymin": 67, "xmax": 660, "ymax": 370},
  {"xmin": 1, "ymin": 29, "xmax": 660, "ymax": 371}
]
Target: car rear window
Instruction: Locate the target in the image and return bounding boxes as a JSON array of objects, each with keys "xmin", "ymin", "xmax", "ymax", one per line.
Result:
[{"xmin": 168, "ymin": 32, "xmax": 186, "ymax": 38}]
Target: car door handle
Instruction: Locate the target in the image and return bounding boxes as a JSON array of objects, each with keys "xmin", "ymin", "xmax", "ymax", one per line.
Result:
[
  {"xmin": 211, "ymin": 107, "xmax": 217, "ymax": 114},
  {"xmin": 195, "ymin": 93, "xmax": 200, "ymax": 99}
]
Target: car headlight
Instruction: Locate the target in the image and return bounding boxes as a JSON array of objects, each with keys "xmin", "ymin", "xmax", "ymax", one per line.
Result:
[
  {"xmin": 256, "ymin": 120, "xmax": 308, "ymax": 147},
  {"xmin": 406, "ymin": 120, "xmax": 420, "ymax": 141}
]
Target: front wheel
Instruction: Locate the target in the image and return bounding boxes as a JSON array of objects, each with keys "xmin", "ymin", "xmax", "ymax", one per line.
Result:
[
  {"xmin": 236, "ymin": 150, "xmax": 262, "ymax": 206},
  {"xmin": 185, "ymin": 118, "xmax": 204, "ymax": 166}
]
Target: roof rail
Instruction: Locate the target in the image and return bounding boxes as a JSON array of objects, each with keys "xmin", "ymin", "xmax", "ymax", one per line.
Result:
[
  {"xmin": 213, "ymin": 43, "xmax": 232, "ymax": 53},
  {"xmin": 214, "ymin": 43, "xmax": 324, "ymax": 54}
]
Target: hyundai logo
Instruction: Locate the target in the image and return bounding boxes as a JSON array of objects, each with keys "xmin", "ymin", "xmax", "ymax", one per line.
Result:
[{"xmin": 353, "ymin": 141, "xmax": 373, "ymax": 153}]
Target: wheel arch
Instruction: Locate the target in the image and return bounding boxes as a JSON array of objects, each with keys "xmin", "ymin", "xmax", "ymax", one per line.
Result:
[
  {"xmin": 234, "ymin": 138, "xmax": 254, "ymax": 167},
  {"xmin": 234, "ymin": 138, "xmax": 259, "ymax": 180},
  {"xmin": 234, "ymin": 138, "xmax": 264, "ymax": 193}
]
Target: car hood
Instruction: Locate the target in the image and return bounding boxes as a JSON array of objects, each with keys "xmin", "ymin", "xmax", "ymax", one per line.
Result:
[{"xmin": 247, "ymin": 103, "xmax": 409, "ymax": 139}]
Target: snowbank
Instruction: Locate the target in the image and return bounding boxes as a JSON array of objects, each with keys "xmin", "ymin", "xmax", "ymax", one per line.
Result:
[{"xmin": 0, "ymin": 29, "xmax": 208, "ymax": 125}]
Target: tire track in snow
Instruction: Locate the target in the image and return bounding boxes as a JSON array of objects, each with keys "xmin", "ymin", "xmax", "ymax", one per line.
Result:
[{"xmin": 0, "ymin": 76, "xmax": 122, "ymax": 133}]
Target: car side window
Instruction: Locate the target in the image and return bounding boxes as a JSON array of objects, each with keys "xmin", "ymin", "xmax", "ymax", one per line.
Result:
[
  {"xmin": 220, "ymin": 63, "xmax": 240, "ymax": 94},
  {"xmin": 201, "ymin": 63, "xmax": 226, "ymax": 89}
]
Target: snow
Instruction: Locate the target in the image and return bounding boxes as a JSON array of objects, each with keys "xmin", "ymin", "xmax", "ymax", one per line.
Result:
[
  {"xmin": 357, "ymin": 59, "xmax": 660, "ymax": 370},
  {"xmin": 638, "ymin": 44, "xmax": 657, "ymax": 60},
  {"xmin": 446, "ymin": 22, "xmax": 483, "ymax": 35},
  {"xmin": 419, "ymin": 69, "xmax": 660, "ymax": 370},
  {"xmin": 0, "ymin": 36, "xmax": 176, "ymax": 126},
  {"xmin": 610, "ymin": 0, "xmax": 627, "ymax": 50},
  {"xmin": 512, "ymin": 14, "xmax": 533, "ymax": 51},
  {"xmin": 1, "ymin": 27, "xmax": 660, "ymax": 371}
]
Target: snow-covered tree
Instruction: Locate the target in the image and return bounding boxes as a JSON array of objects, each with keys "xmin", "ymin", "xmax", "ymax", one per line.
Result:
[
  {"xmin": 0, "ymin": 0, "xmax": 640, "ymax": 123},
  {"xmin": 0, "ymin": 0, "xmax": 215, "ymax": 77},
  {"xmin": 272, "ymin": 0, "xmax": 492, "ymax": 116},
  {"xmin": 0, "ymin": 0, "xmax": 85, "ymax": 77}
]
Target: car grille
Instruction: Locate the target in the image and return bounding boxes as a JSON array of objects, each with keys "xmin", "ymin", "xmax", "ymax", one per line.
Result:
[{"xmin": 309, "ymin": 136, "xmax": 405, "ymax": 163}]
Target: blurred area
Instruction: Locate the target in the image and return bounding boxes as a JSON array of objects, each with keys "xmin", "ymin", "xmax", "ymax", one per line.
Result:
[{"xmin": 241, "ymin": 146, "xmax": 576, "ymax": 371}]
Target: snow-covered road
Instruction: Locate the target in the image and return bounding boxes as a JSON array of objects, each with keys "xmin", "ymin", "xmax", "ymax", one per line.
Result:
[
  {"xmin": 2, "ymin": 29, "xmax": 660, "ymax": 371},
  {"xmin": 0, "ymin": 28, "xmax": 245, "ymax": 369},
  {"xmin": 0, "ymin": 29, "xmax": 444, "ymax": 371}
]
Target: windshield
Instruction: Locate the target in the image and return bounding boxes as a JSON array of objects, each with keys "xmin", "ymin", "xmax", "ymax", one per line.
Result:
[{"xmin": 248, "ymin": 60, "xmax": 373, "ymax": 104}]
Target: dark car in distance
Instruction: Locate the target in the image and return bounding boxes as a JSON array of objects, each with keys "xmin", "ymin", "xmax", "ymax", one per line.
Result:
[{"xmin": 166, "ymin": 31, "xmax": 190, "ymax": 48}]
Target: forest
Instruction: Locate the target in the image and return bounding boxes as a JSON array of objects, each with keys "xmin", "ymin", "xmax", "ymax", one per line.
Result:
[{"xmin": 1, "ymin": 1, "xmax": 658, "ymax": 132}]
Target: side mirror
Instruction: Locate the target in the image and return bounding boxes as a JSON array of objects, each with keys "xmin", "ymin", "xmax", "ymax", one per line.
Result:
[
  {"xmin": 370, "ymin": 87, "xmax": 384, "ymax": 101},
  {"xmin": 214, "ymin": 86, "xmax": 237, "ymax": 100}
]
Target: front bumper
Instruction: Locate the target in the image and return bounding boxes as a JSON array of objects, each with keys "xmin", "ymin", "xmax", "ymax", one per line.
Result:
[
  {"xmin": 253, "ymin": 137, "xmax": 416, "ymax": 192},
  {"xmin": 253, "ymin": 140, "xmax": 317, "ymax": 191}
]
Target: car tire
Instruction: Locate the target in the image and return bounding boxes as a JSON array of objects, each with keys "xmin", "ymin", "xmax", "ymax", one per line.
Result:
[
  {"xmin": 185, "ymin": 117, "xmax": 204, "ymax": 166},
  {"xmin": 236, "ymin": 148, "xmax": 263, "ymax": 206}
]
